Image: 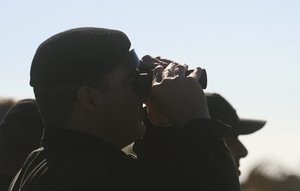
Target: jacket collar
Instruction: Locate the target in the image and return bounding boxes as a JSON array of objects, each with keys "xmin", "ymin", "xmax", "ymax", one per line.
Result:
[{"xmin": 42, "ymin": 127, "xmax": 125, "ymax": 156}]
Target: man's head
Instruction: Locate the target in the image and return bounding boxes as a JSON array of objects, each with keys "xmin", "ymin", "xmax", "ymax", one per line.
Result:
[
  {"xmin": 30, "ymin": 27, "xmax": 145, "ymax": 148},
  {"xmin": 206, "ymin": 93, "xmax": 266, "ymax": 175}
]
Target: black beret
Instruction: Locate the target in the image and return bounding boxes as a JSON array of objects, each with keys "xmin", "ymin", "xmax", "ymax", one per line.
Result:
[{"xmin": 30, "ymin": 27, "xmax": 131, "ymax": 87}]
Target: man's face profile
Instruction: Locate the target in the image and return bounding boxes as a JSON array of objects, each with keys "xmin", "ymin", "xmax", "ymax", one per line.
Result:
[
  {"xmin": 224, "ymin": 136, "xmax": 248, "ymax": 176},
  {"xmin": 92, "ymin": 59, "xmax": 145, "ymax": 146}
]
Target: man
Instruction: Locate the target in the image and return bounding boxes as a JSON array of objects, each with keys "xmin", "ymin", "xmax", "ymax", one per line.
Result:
[
  {"xmin": 9, "ymin": 27, "xmax": 240, "ymax": 190},
  {"xmin": 0, "ymin": 99, "xmax": 43, "ymax": 190},
  {"xmin": 206, "ymin": 93, "xmax": 266, "ymax": 176}
]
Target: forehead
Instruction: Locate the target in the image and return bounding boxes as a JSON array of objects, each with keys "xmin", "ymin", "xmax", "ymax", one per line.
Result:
[{"xmin": 105, "ymin": 58, "xmax": 138, "ymax": 82}]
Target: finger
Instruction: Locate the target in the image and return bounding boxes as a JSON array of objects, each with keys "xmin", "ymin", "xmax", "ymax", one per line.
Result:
[
  {"xmin": 141, "ymin": 55, "xmax": 155, "ymax": 62},
  {"xmin": 139, "ymin": 60, "xmax": 155, "ymax": 72},
  {"xmin": 142, "ymin": 55, "xmax": 168, "ymax": 66},
  {"xmin": 155, "ymin": 57, "xmax": 172, "ymax": 64},
  {"xmin": 153, "ymin": 58, "xmax": 168, "ymax": 68},
  {"xmin": 162, "ymin": 63, "xmax": 176, "ymax": 79},
  {"xmin": 187, "ymin": 67, "xmax": 203, "ymax": 82},
  {"xmin": 140, "ymin": 55, "xmax": 168, "ymax": 72},
  {"xmin": 143, "ymin": 56, "xmax": 168, "ymax": 68},
  {"xmin": 174, "ymin": 64, "xmax": 188, "ymax": 78},
  {"xmin": 155, "ymin": 57, "xmax": 178, "ymax": 65},
  {"xmin": 152, "ymin": 65, "xmax": 164, "ymax": 84}
]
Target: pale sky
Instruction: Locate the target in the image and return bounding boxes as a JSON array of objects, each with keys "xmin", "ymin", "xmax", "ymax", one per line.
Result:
[{"xmin": 1, "ymin": 0, "xmax": 300, "ymax": 182}]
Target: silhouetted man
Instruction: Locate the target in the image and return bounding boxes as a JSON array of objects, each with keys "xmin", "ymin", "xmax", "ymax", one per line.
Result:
[
  {"xmin": 9, "ymin": 28, "xmax": 240, "ymax": 191},
  {"xmin": 206, "ymin": 93, "xmax": 266, "ymax": 175}
]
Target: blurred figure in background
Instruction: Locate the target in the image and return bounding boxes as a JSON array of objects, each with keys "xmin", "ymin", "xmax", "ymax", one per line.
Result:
[
  {"xmin": 242, "ymin": 162, "xmax": 300, "ymax": 191},
  {"xmin": 0, "ymin": 97, "xmax": 16, "ymax": 120},
  {"xmin": 206, "ymin": 93, "xmax": 266, "ymax": 176},
  {"xmin": 0, "ymin": 99, "xmax": 44, "ymax": 190}
]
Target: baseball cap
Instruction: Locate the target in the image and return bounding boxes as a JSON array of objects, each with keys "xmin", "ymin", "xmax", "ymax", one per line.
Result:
[
  {"xmin": 30, "ymin": 27, "xmax": 131, "ymax": 87},
  {"xmin": 206, "ymin": 93, "xmax": 266, "ymax": 135}
]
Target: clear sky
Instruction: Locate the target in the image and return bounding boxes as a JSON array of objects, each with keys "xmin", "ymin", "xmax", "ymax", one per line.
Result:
[{"xmin": 1, "ymin": 0, "xmax": 300, "ymax": 182}]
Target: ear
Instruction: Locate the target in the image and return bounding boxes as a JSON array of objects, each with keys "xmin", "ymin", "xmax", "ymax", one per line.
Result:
[{"xmin": 76, "ymin": 86, "xmax": 99, "ymax": 114}]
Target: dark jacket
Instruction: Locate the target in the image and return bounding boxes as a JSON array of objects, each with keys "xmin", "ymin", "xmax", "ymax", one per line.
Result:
[{"xmin": 9, "ymin": 119, "xmax": 240, "ymax": 191}]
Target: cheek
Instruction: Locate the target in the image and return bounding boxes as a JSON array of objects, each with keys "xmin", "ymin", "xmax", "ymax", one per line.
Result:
[
  {"xmin": 227, "ymin": 144, "xmax": 236, "ymax": 155},
  {"xmin": 120, "ymin": 93, "xmax": 140, "ymax": 118},
  {"xmin": 123, "ymin": 90, "xmax": 141, "ymax": 110}
]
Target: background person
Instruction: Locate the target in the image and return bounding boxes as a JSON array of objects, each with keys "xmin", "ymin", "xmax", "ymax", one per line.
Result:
[
  {"xmin": 206, "ymin": 93, "xmax": 266, "ymax": 175},
  {"xmin": 0, "ymin": 99, "xmax": 43, "ymax": 190},
  {"xmin": 0, "ymin": 97, "xmax": 16, "ymax": 121}
]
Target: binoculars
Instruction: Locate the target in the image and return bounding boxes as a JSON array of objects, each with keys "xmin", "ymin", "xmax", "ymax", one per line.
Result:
[
  {"xmin": 129, "ymin": 50, "xmax": 207, "ymax": 98},
  {"xmin": 136, "ymin": 62, "xmax": 207, "ymax": 99}
]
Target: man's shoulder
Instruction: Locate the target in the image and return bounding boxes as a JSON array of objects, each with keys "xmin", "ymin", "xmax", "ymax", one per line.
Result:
[
  {"xmin": 10, "ymin": 148, "xmax": 138, "ymax": 190},
  {"xmin": 58, "ymin": 150, "xmax": 137, "ymax": 173}
]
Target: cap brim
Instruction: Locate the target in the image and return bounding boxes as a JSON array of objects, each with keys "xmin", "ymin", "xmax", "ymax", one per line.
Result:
[{"xmin": 232, "ymin": 119, "xmax": 266, "ymax": 135}]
